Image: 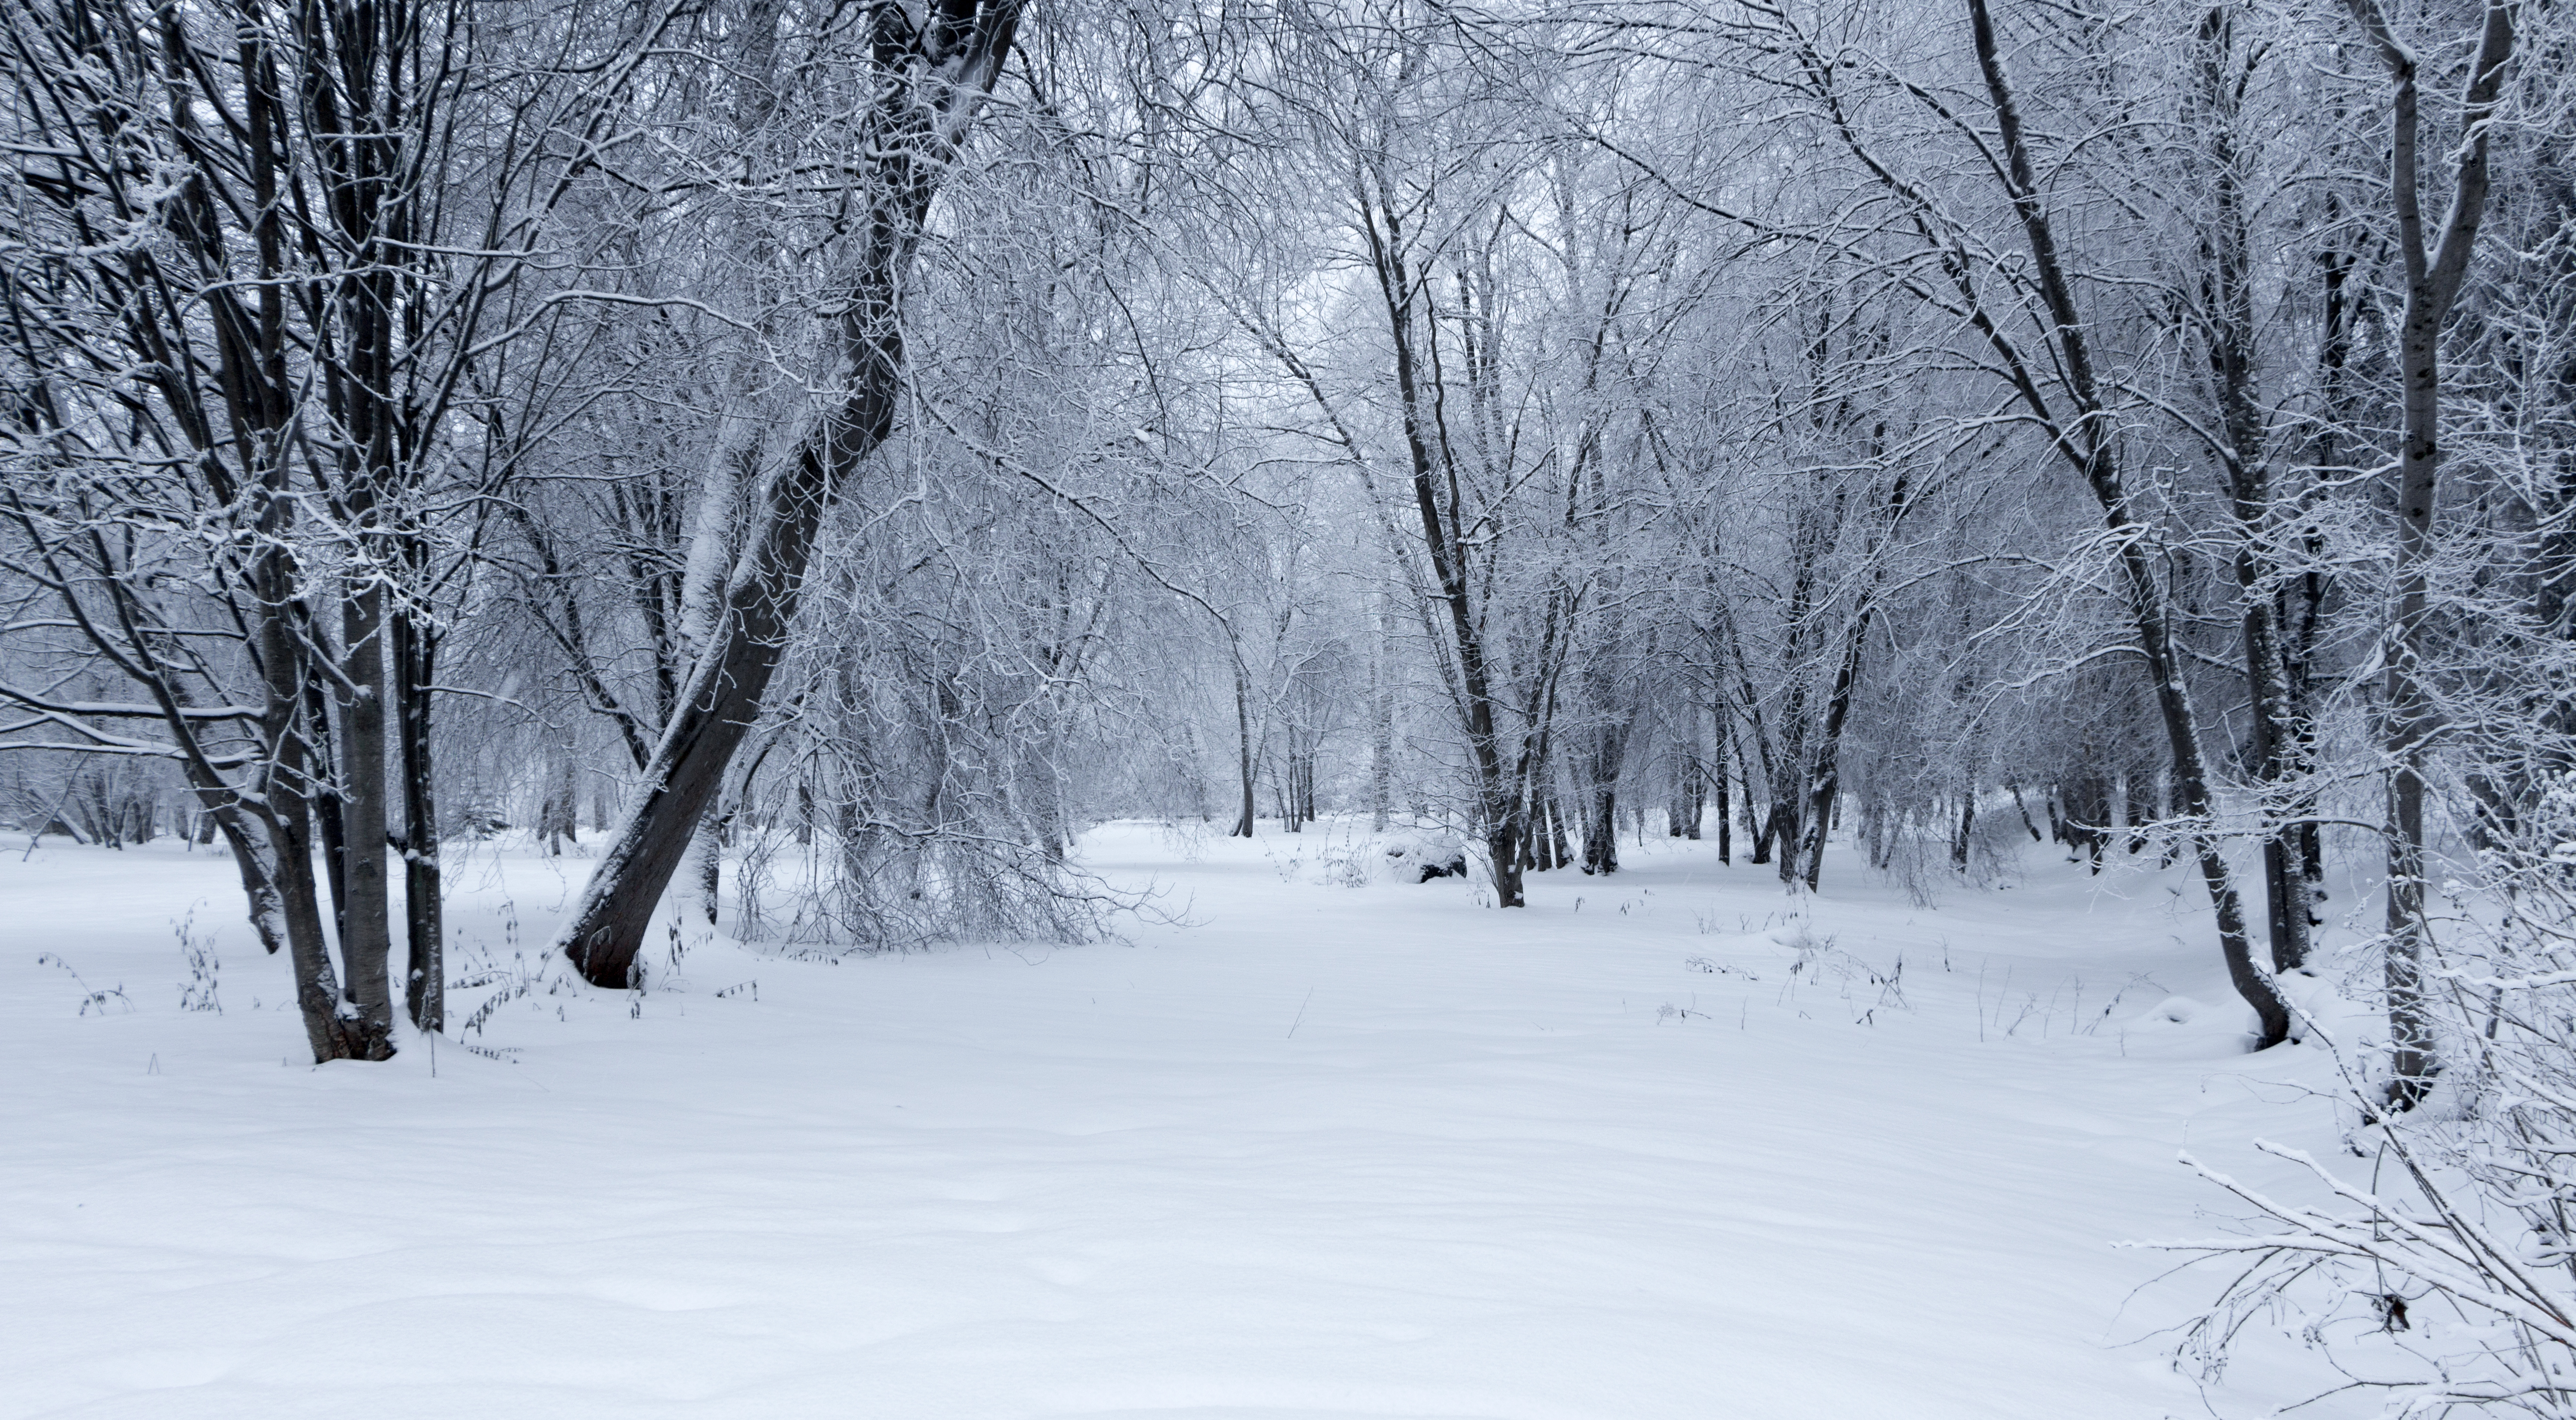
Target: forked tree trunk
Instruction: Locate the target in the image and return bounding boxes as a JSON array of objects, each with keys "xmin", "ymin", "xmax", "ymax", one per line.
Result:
[
  {"xmin": 2338, "ymin": 0, "xmax": 2514, "ymax": 1105},
  {"xmin": 250, "ymin": 492, "xmax": 376, "ymax": 1060}
]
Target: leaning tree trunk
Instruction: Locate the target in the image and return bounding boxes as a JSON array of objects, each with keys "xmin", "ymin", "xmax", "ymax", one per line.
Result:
[
  {"xmin": 1798, "ymin": 465, "xmax": 1908, "ymax": 892},
  {"xmin": 1796, "ymin": 618, "xmax": 1866, "ymax": 892},
  {"xmin": 562, "ymin": 369, "xmax": 899, "ymax": 986},
  {"xmin": 1362, "ymin": 182, "xmax": 1530, "ymax": 908},
  {"xmin": 1965, "ymin": 0, "xmax": 2287, "ymax": 1044},
  {"xmin": 559, "ymin": 3, "xmax": 1026, "ymax": 988}
]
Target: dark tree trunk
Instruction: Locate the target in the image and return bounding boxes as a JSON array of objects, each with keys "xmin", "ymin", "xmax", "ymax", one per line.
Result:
[
  {"xmin": 334, "ymin": 578, "xmax": 399, "ymax": 1049},
  {"xmin": 563, "ymin": 420, "xmax": 876, "ymax": 985},
  {"xmin": 2192, "ymin": 5, "xmax": 2312, "ymax": 976},
  {"xmin": 1712, "ymin": 711, "xmax": 1733, "ymax": 864},
  {"xmin": 558, "ymin": 6, "xmax": 1026, "ymax": 988},
  {"xmin": 1361, "ymin": 181, "xmax": 1542, "ymax": 909},
  {"xmin": 1581, "ymin": 779, "xmax": 1619, "ymax": 875},
  {"xmin": 393, "ymin": 598, "xmax": 442, "ymax": 1032},
  {"xmin": 1966, "ymin": 0, "xmax": 2286, "ymax": 1044},
  {"xmin": 1229, "ymin": 658, "xmax": 1257, "ymax": 837},
  {"xmin": 301, "ymin": 665, "xmax": 349, "ymax": 947}
]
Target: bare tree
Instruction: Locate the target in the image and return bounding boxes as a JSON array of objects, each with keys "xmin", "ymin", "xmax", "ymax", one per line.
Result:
[
  {"xmin": 558, "ymin": 0, "xmax": 1025, "ymax": 987},
  {"xmin": 2338, "ymin": 0, "xmax": 2518, "ymax": 1105}
]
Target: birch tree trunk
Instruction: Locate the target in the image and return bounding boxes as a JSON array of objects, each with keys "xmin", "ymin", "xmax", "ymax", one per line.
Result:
[{"xmin": 2339, "ymin": 0, "xmax": 2516, "ymax": 1104}]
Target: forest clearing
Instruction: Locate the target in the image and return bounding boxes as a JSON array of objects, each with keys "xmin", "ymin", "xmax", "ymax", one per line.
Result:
[{"xmin": 6, "ymin": 826, "xmax": 2363, "ymax": 1419}]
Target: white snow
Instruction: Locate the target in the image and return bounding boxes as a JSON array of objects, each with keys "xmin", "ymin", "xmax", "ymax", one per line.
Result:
[{"xmin": 1, "ymin": 826, "xmax": 2361, "ymax": 1418}]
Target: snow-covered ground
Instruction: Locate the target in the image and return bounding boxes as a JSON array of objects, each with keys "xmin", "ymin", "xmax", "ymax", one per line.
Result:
[{"xmin": 2, "ymin": 824, "xmax": 2362, "ymax": 1418}]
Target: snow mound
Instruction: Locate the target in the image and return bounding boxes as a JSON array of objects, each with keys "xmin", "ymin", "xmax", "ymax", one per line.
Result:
[{"xmin": 1376, "ymin": 833, "xmax": 1470, "ymax": 884}]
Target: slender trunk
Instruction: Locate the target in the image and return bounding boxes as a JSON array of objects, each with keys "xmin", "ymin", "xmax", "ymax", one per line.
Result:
[
  {"xmin": 253, "ymin": 501, "xmax": 371, "ymax": 1061},
  {"xmin": 1713, "ymin": 715, "xmax": 1733, "ymax": 864},
  {"xmin": 1369, "ymin": 621, "xmax": 1393, "ymax": 832},
  {"xmin": 1967, "ymin": 0, "xmax": 2285, "ymax": 1044},
  {"xmin": 1581, "ymin": 777, "xmax": 1619, "ymax": 875},
  {"xmin": 1769, "ymin": 781, "xmax": 1800, "ymax": 883},
  {"xmin": 1362, "ymin": 189, "xmax": 1527, "ymax": 908},
  {"xmin": 1230, "ymin": 658, "xmax": 1256, "ymax": 837},
  {"xmin": 2194, "ymin": 4, "xmax": 2312, "ymax": 974},
  {"xmin": 335, "ymin": 579, "xmax": 398, "ymax": 1050},
  {"xmin": 1797, "ymin": 498, "xmax": 1899, "ymax": 891},
  {"xmin": 301, "ymin": 664, "xmax": 348, "ymax": 945},
  {"xmin": 2339, "ymin": 0, "xmax": 2514, "ymax": 1102},
  {"xmin": 393, "ymin": 599, "xmax": 442, "ymax": 1032},
  {"xmin": 1580, "ymin": 702, "xmax": 1626, "ymax": 874},
  {"xmin": 691, "ymin": 808, "xmax": 723, "ymax": 925}
]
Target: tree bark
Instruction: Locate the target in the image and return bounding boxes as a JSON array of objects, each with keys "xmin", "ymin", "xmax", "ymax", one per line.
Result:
[
  {"xmin": 1712, "ymin": 710, "xmax": 1733, "ymax": 864},
  {"xmin": 2189, "ymin": 4, "xmax": 2312, "ymax": 976}
]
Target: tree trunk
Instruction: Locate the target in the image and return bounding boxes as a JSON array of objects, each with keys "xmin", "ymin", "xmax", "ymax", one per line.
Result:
[
  {"xmin": 2339, "ymin": 0, "xmax": 2514, "ymax": 1104},
  {"xmin": 1713, "ymin": 726, "xmax": 1733, "ymax": 864},
  {"xmin": 1230, "ymin": 658, "xmax": 1257, "ymax": 837},
  {"xmin": 1581, "ymin": 777, "xmax": 1619, "ymax": 875},
  {"xmin": 1967, "ymin": 0, "xmax": 2286, "ymax": 1044},
  {"xmin": 393, "ymin": 599, "xmax": 442, "ymax": 1032},
  {"xmin": 252, "ymin": 499, "xmax": 374, "ymax": 1061},
  {"xmin": 691, "ymin": 808, "xmax": 723, "ymax": 925},
  {"xmin": 557, "ymin": 6, "xmax": 1026, "ymax": 988},
  {"xmin": 2192, "ymin": 4, "xmax": 2312, "ymax": 975},
  {"xmin": 334, "ymin": 579, "xmax": 399, "ymax": 1051},
  {"xmin": 300, "ymin": 666, "xmax": 349, "ymax": 948},
  {"xmin": 1362, "ymin": 184, "xmax": 1533, "ymax": 909},
  {"xmin": 562, "ymin": 422, "xmax": 873, "ymax": 986}
]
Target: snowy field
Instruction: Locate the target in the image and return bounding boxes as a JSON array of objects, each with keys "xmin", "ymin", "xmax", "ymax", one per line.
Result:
[{"xmin": 2, "ymin": 825, "xmax": 2361, "ymax": 1418}]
